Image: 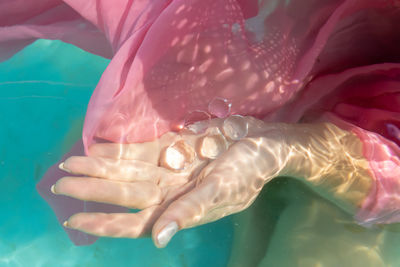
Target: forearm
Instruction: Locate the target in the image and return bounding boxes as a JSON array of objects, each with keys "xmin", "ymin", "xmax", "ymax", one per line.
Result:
[
  {"xmin": 181, "ymin": 116, "xmax": 375, "ymax": 216},
  {"xmin": 252, "ymin": 122, "xmax": 374, "ymax": 215},
  {"xmin": 285, "ymin": 122, "xmax": 374, "ymax": 213}
]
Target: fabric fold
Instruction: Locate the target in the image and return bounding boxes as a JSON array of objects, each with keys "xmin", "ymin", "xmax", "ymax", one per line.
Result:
[{"xmin": 1, "ymin": 0, "xmax": 399, "ymax": 245}]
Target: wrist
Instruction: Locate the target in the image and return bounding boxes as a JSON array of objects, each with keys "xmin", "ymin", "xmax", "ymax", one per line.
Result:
[
  {"xmin": 244, "ymin": 122, "xmax": 293, "ymax": 183},
  {"xmin": 273, "ymin": 122, "xmax": 374, "ymax": 214}
]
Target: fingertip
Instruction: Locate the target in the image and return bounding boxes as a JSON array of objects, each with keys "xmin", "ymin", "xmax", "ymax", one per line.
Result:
[
  {"xmin": 51, "ymin": 176, "xmax": 79, "ymax": 197},
  {"xmin": 50, "ymin": 184, "xmax": 57, "ymax": 194},
  {"xmin": 62, "ymin": 156, "xmax": 80, "ymax": 173},
  {"xmin": 153, "ymin": 221, "xmax": 179, "ymax": 248},
  {"xmin": 152, "ymin": 201, "xmax": 190, "ymax": 248},
  {"xmin": 51, "ymin": 176, "xmax": 71, "ymax": 195},
  {"xmin": 58, "ymin": 162, "xmax": 71, "ymax": 173},
  {"xmin": 65, "ymin": 212, "xmax": 85, "ymax": 229},
  {"xmin": 152, "ymin": 183, "xmax": 213, "ymax": 248},
  {"xmin": 62, "ymin": 156, "xmax": 91, "ymax": 175}
]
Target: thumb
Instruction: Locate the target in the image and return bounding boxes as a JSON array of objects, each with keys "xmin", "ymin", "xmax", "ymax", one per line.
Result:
[{"xmin": 152, "ymin": 177, "xmax": 220, "ymax": 248}]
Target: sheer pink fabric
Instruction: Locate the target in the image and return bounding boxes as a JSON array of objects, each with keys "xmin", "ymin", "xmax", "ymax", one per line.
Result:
[
  {"xmin": 1, "ymin": 0, "xmax": 399, "ymax": 244},
  {"xmin": 0, "ymin": 0, "xmax": 112, "ymax": 61},
  {"xmin": 294, "ymin": 65, "xmax": 400, "ymax": 226}
]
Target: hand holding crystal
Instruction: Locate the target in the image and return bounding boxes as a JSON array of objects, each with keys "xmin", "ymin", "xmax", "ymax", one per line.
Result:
[{"xmin": 52, "ymin": 116, "xmax": 288, "ymax": 248}]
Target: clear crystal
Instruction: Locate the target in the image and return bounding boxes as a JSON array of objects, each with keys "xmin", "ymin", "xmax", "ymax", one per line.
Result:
[
  {"xmin": 208, "ymin": 97, "xmax": 232, "ymax": 118},
  {"xmin": 222, "ymin": 115, "xmax": 248, "ymax": 140}
]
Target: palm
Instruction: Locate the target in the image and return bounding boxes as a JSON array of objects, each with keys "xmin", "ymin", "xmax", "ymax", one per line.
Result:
[{"xmin": 53, "ymin": 116, "xmax": 282, "ymax": 247}]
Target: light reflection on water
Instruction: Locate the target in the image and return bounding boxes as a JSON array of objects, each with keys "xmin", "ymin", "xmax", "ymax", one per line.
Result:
[{"xmin": 1, "ymin": 39, "xmax": 400, "ymax": 267}]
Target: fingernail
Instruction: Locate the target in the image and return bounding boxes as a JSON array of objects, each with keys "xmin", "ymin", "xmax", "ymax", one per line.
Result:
[
  {"xmin": 50, "ymin": 184, "xmax": 57, "ymax": 194},
  {"xmin": 63, "ymin": 221, "xmax": 69, "ymax": 228},
  {"xmin": 157, "ymin": 222, "xmax": 178, "ymax": 248},
  {"xmin": 58, "ymin": 162, "xmax": 71, "ymax": 173}
]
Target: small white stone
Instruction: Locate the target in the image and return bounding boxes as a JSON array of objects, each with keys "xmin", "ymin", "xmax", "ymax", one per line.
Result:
[
  {"xmin": 160, "ymin": 140, "xmax": 195, "ymax": 171},
  {"xmin": 165, "ymin": 146, "xmax": 186, "ymax": 169},
  {"xmin": 199, "ymin": 135, "xmax": 227, "ymax": 159}
]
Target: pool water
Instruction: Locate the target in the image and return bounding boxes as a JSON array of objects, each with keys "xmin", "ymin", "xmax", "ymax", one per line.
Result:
[
  {"xmin": 0, "ymin": 40, "xmax": 232, "ymax": 267},
  {"xmin": 1, "ymin": 40, "xmax": 400, "ymax": 267}
]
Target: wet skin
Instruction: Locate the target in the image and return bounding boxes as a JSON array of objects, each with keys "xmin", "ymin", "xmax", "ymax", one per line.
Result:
[{"xmin": 52, "ymin": 116, "xmax": 373, "ymax": 248}]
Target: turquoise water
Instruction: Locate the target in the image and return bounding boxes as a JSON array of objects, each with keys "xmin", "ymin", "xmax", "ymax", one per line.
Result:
[
  {"xmin": 2, "ymin": 39, "xmax": 400, "ymax": 267},
  {"xmin": 0, "ymin": 40, "xmax": 232, "ymax": 267}
]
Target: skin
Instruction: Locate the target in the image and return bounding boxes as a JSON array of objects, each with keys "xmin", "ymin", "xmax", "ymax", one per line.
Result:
[{"xmin": 52, "ymin": 116, "xmax": 374, "ymax": 248}]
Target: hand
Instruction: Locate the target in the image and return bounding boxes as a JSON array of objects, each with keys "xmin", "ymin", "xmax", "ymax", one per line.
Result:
[{"xmin": 52, "ymin": 116, "xmax": 288, "ymax": 248}]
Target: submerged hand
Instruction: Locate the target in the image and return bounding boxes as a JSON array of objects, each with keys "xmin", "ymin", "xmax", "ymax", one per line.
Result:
[{"xmin": 53, "ymin": 116, "xmax": 288, "ymax": 247}]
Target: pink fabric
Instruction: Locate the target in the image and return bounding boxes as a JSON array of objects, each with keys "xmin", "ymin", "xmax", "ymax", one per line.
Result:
[
  {"xmin": 0, "ymin": 0, "xmax": 113, "ymax": 61},
  {"xmin": 336, "ymin": 117, "xmax": 400, "ymax": 226},
  {"xmin": 296, "ymin": 65, "xmax": 400, "ymax": 226},
  {"xmin": 1, "ymin": 0, "xmax": 400, "ymax": 244}
]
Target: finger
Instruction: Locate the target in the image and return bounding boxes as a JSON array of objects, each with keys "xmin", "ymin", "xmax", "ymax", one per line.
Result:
[
  {"xmin": 88, "ymin": 143, "xmax": 160, "ymax": 163},
  {"xmin": 62, "ymin": 156, "xmax": 164, "ymax": 183},
  {"xmin": 88, "ymin": 132, "xmax": 178, "ymax": 163},
  {"xmin": 53, "ymin": 177, "xmax": 162, "ymax": 209},
  {"xmin": 65, "ymin": 206, "xmax": 160, "ymax": 238},
  {"xmin": 151, "ymin": 176, "xmax": 228, "ymax": 248}
]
